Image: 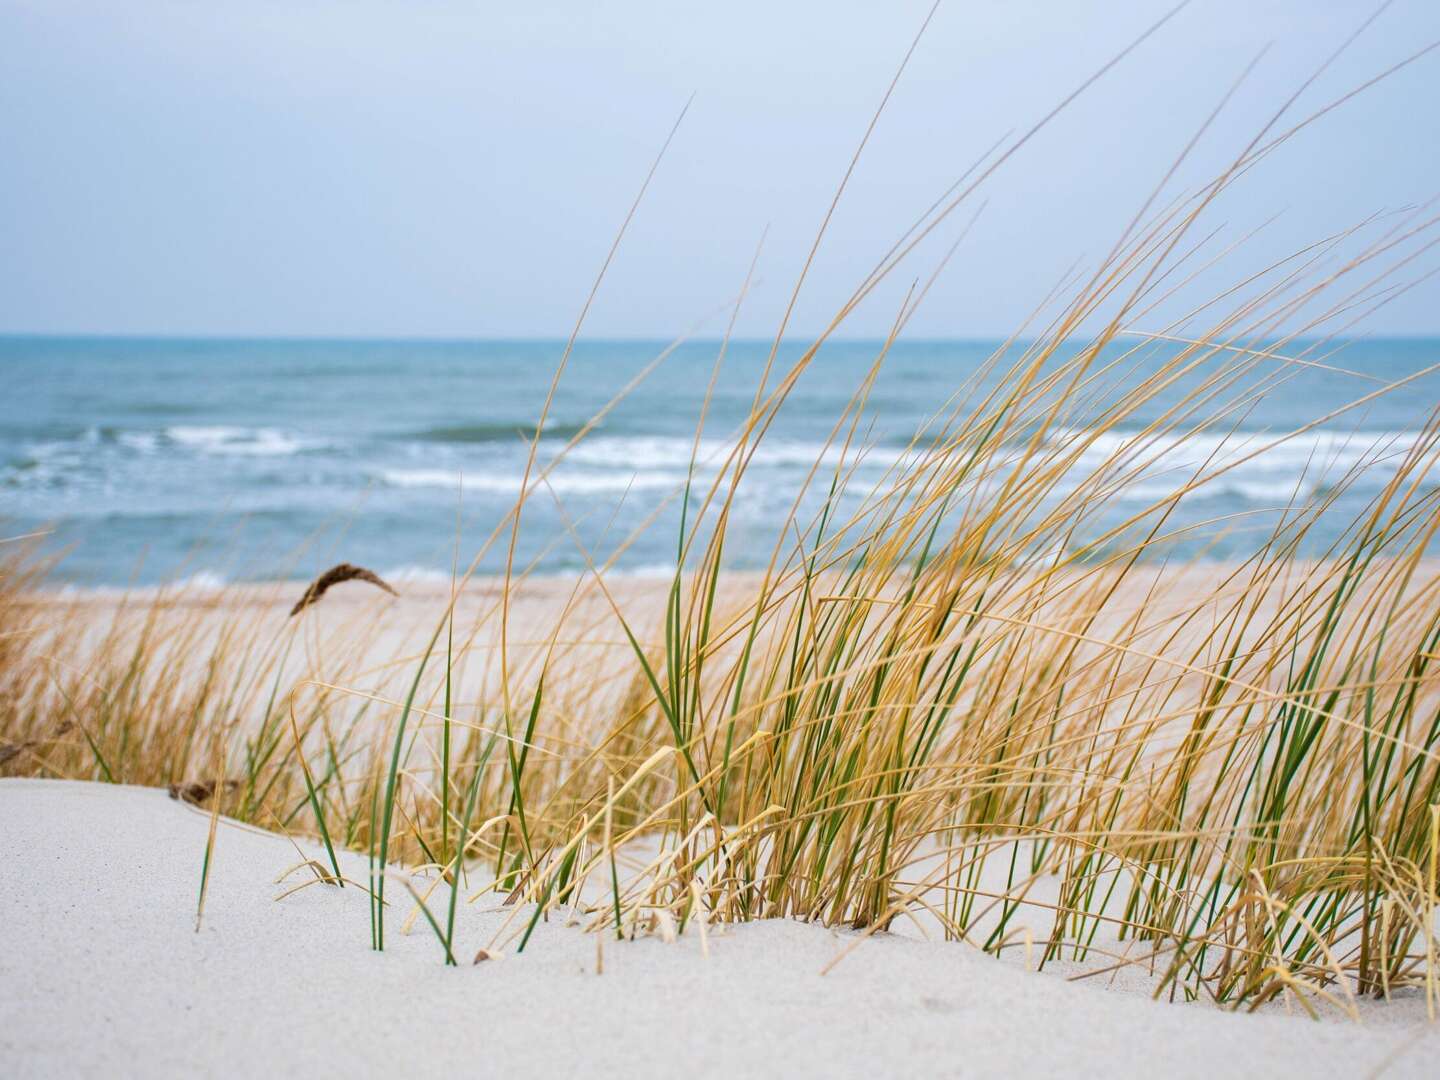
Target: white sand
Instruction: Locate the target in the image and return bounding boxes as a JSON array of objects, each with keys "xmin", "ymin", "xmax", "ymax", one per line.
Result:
[{"xmin": 3, "ymin": 780, "xmax": 1437, "ymax": 1078}]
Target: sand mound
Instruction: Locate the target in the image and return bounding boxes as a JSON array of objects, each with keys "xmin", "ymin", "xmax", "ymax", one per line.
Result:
[{"xmin": 1, "ymin": 778, "xmax": 1435, "ymax": 1077}]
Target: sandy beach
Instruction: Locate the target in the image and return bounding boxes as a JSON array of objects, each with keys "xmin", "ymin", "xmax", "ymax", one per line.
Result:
[{"xmin": 4, "ymin": 777, "xmax": 1437, "ymax": 1078}]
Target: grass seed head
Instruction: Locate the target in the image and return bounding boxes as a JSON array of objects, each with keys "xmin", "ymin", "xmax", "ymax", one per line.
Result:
[{"xmin": 289, "ymin": 563, "xmax": 398, "ymax": 617}]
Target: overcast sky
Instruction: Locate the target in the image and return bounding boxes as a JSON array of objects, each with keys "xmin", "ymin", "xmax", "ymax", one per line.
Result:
[{"xmin": 2, "ymin": 1, "xmax": 1437, "ymax": 339}]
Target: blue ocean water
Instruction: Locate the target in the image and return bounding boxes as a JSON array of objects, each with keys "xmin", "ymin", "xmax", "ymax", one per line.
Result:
[{"xmin": 2, "ymin": 336, "xmax": 1437, "ymax": 586}]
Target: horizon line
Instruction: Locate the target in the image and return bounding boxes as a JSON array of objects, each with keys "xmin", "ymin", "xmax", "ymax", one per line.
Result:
[{"xmin": 4, "ymin": 330, "xmax": 1439, "ymax": 346}]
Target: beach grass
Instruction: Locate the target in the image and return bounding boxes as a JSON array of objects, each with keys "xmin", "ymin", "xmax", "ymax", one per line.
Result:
[{"xmin": 5, "ymin": 12, "xmax": 1440, "ymax": 1016}]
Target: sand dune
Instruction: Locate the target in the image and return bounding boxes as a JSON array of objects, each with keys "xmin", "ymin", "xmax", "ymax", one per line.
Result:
[{"xmin": 2, "ymin": 778, "xmax": 1436, "ymax": 1078}]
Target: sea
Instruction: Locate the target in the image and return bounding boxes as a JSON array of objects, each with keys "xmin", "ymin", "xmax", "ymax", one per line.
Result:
[{"xmin": 2, "ymin": 336, "xmax": 1437, "ymax": 587}]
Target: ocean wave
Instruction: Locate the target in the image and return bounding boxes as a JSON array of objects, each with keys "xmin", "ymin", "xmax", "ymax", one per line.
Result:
[
  {"xmin": 51, "ymin": 570, "xmax": 229, "ymax": 598},
  {"xmin": 164, "ymin": 426, "xmax": 328, "ymax": 456},
  {"xmin": 1049, "ymin": 426, "xmax": 1430, "ymax": 476},
  {"xmin": 406, "ymin": 420, "xmax": 595, "ymax": 444},
  {"xmin": 558, "ymin": 435, "xmax": 901, "ymax": 473},
  {"xmin": 379, "ymin": 467, "xmax": 690, "ymax": 494},
  {"xmin": 1217, "ymin": 479, "xmax": 1330, "ymax": 501},
  {"xmin": 15, "ymin": 424, "xmax": 332, "ymax": 461},
  {"xmin": 380, "ymin": 565, "xmax": 458, "ymax": 586},
  {"xmin": 1114, "ymin": 478, "xmax": 1323, "ymax": 503},
  {"xmin": 548, "ymin": 427, "xmax": 1432, "ymax": 485},
  {"xmin": 174, "ymin": 570, "xmax": 229, "ymax": 590},
  {"xmin": 604, "ymin": 562, "xmax": 682, "ymax": 578}
]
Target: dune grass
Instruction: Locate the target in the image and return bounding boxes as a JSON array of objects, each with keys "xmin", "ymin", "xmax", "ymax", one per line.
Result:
[{"xmin": 5, "ymin": 11, "xmax": 1440, "ymax": 1015}]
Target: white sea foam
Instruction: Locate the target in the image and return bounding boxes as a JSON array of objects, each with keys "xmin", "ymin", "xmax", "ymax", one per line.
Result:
[
  {"xmin": 172, "ymin": 571, "xmax": 228, "ymax": 591},
  {"xmin": 116, "ymin": 431, "xmax": 162, "ymax": 452},
  {"xmin": 50, "ymin": 570, "xmax": 228, "ymax": 598},
  {"xmin": 557, "ymin": 435, "xmax": 900, "ymax": 473},
  {"xmin": 1050, "ymin": 426, "xmax": 1428, "ymax": 477},
  {"xmin": 379, "ymin": 467, "xmax": 690, "ymax": 494},
  {"xmin": 165, "ymin": 426, "xmax": 324, "ymax": 456},
  {"xmin": 379, "ymin": 565, "xmax": 457, "ymax": 586},
  {"xmin": 862, "ymin": 426, "xmax": 1433, "ymax": 511},
  {"xmin": 376, "ymin": 469, "xmax": 463, "ymax": 490},
  {"xmin": 1114, "ymin": 478, "xmax": 1322, "ymax": 504},
  {"xmin": 604, "ymin": 562, "xmax": 681, "ymax": 578},
  {"xmin": 549, "ymin": 428, "xmax": 1431, "ymax": 493}
]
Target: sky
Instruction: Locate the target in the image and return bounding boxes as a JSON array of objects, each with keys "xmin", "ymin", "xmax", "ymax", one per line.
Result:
[{"xmin": 1, "ymin": 1, "xmax": 1438, "ymax": 340}]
